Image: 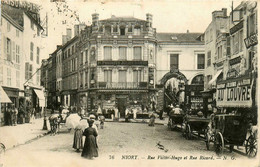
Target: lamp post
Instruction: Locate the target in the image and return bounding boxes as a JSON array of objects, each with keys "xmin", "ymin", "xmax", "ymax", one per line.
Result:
[{"xmin": 42, "ymin": 89, "xmax": 48, "ymax": 130}]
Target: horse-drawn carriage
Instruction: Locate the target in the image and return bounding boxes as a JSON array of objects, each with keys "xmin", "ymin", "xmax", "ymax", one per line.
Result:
[
  {"xmin": 182, "ymin": 115, "xmax": 210, "ymax": 140},
  {"xmin": 205, "ymin": 114, "xmax": 257, "ymax": 157}
]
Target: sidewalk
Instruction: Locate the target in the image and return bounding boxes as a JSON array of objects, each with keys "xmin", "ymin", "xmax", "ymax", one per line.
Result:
[{"xmin": 0, "ymin": 118, "xmax": 50, "ymax": 150}]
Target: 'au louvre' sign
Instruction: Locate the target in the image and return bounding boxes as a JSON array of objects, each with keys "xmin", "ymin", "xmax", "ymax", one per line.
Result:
[
  {"xmin": 216, "ymin": 77, "xmax": 252, "ymax": 107},
  {"xmin": 244, "ymin": 33, "xmax": 258, "ymax": 48},
  {"xmin": 97, "ymin": 61, "xmax": 148, "ymax": 66},
  {"xmin": 1, "ymin": 0, "xmax": 40, "ymax": 13}
]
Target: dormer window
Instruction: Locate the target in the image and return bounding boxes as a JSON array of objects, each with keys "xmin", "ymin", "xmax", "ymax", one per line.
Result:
[
  {"xmin": 133, "ymin": 25, "xmax": 141, "ymax": 35},
  {"xmin": 171, "ymin": 36, "xmax": 177, "ymax": 40},
  {"xmin": 120, "ymin": 26, "xmax": 125, "ymax": 35},
  {"xmin": 113, "ymin": 25, "xmax": 118, "ymax": 32},
  {"xmin": 128, "ymin": 24, "xmax": 132, "ymax": 32},
  {"xmin": 105, "ymin": 25, "xmax": 111, "ymax": 34}
]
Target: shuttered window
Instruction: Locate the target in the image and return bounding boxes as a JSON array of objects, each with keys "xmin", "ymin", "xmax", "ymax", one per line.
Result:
[
  {"xmin": 170, "ymin": 54, "xmax": 179, "ymax": 69},
  {"xmin": 104, "ymin": 70, "xmax": 112, "ymax": 83},
  {"xmin": 133, "ymin": 46, "xmax": 141, "ymax": 60},
  {"xmin": 30, "ymin": 42, "xmax": 34, "ymax": 61},
  {"xmin": 37, "ymin": 47, "xmax": 40, "ymax": 64},
  {"xmin": 197, "ymin": 54, "xmax": 205, "ymax": 69},
  {"xmin": 104, "ymin": 46, "xmax": 112, "ymax": 60},
  {"xmin": 119, "ymin": 47, "xmax": 127, "ymax": 60},
  {"xmin": 133, "ymin": 70, "xmax": 142, "ymax": 83}
]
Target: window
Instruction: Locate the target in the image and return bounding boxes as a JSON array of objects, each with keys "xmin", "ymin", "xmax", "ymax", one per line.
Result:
[
  {"xmin": 197, "ymin": 54, "xmax": 205, "ymax": 69},
  {"xmin": 104, "ymin": 70, "xmax": 112, "ymax": 83},
  {"xmin": 170, "ymin": 54, "xmax": 179, "ymax": 69},
  {"xmin": 104, "ymin": 46, "xmax": 112, "ymax": 60},
  {"xmin": 37, "ymin": 47, "xmax": 40, "ymax": 64},
  {"xmin": 31, "ymin": 20, "xmax": 34, "ymax": 30},
  {"xmin": 68, "ymin": 48, "xmax": 71, "ymax": 56},
  {"xmin": 16, "ymin": 71, "xmax": 20, "ymax": 87},
  {"xmin": 233, "ymin": 33, "xmax": 239, "ymax": 54},
  {"xmin": 37, "ymin": 70, "xmax": 40, "ymax": 85},
  {"xmin": 7, "ymin": 68, "xmax": 11, "ymax": 86},
  {"xmin": 128, "ymin": 25, "xmax": 132, "ymax": 32},
  {"xmin": 80, "ymin": 73, "xmax": 83, "ymax": 87},
  {"xmin": 119, "ymin": 47, "xmax": 127, "ymax": 60},
  {"xmin": 25, "ymin": 63, "xmax": 29, "ymax": 80},
  {"xmin": 113, "ymin": 25, "xmax": 118, "ymax": 32},
  {"xmin": 248, "ymin": 13, "xmax": 256, "ymax": 36},
  {"xmin": 120, "ymin": 26, "xmax": 125, "ymax": 35},
  {"xmin": 105, "ymin": 25, "xmax": 111, "ymax": 34},
  {"xmin": 29, "ymin": 64, "xmax": 33, "ymax": 81},
  {"xmin": 16, "ymin": 30, "xmax": 19, "ymax": 37},
  {"xmin": 7, "ymin": 38, "xmax": 11, "ymax": 61},
  {"xmin": 133, "ymin": 46, "xmax": 142, "ymax": 60},
  {"xmin": 226, "ymin": 37, "xmax": 231, "ymax": 56},
  {"xmin": 16, "ymin": 45, "xmax": 20, "ymax": 63},
  {"xmin": 0, "ymin": 66, "xmax": 3, "ymax": 85},
  {"xmin": 85, "ymin": 71, "xmax": 88, "ymax": 87},
  {"xmin": 207, "ymin": 52, "xmax": 211, "ymax": 67},
  {"xmin": 133, "ymin": 26, "xmax": 141, "ymax": 35},
  {"xmin": 217, "ymin": 46, "xmax": 222, "ymax": 59},
  {"xmin": 81, "ymin": 52, "xmax": 84, "ymax": 65},
  {"xmin": 119, "ymin": 70, "xmax": 126, "ymax": 83},
  {"xmin": 72, "ymin": 45, "xmax": 74, "ymax": 54},
  {"xmin": 133, "ymin": 70, "xmax": 142, "ymax": 83},
  {"xmin": 7, "ymin": 22, "xmax": 10, "ymax": 32},
  {"xmin": 239, "ymin": 30, "xmax": 243, "ymax": 52},
  {"xmin": 30, "ymin": 42, "xmax": 34, "ymax": 61},
  {"xmin": 85, "ymin": 50, "xmax": 88, "ymax": 63},
  {"xmin": 12, "ymin": 41, "xmax": 15, "ymax": 61}
]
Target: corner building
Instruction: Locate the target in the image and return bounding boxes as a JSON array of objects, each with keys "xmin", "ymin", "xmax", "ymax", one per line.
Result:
[{"xmin": 77, "ymin": 13, "xmax": 156, "ymax": 116}]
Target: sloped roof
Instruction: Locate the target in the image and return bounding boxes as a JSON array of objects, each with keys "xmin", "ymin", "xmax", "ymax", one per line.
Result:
[{"xmin": 157, "ymin": 33, "xmax": 204, "ymax": 44}]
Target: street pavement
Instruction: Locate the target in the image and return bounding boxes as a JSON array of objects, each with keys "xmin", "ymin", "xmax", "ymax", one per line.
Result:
[{"xmin": 2, "ymin": 121, "xmax": 258, "ymax": 167}]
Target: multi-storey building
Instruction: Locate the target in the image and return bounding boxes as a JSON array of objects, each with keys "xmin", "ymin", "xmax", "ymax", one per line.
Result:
[
  {"xmin": 1, "ymin": 3, "xmax": 45, "ymax": 125},
  {"xmin": 76, "ymin": 13, "xmax": 157, "ymax": 116}
]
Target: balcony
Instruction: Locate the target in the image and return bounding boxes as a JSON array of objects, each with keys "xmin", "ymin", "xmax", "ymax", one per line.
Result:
[{"xmin": 97, "ymin": 82, "xmax": 148, "ymax": 89}]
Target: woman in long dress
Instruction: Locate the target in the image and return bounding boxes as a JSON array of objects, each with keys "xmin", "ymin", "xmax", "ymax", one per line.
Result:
[
  {"xmin": 81, "ymin": 120, "xmax": 98, "ymax": 159},
  {"xmin": 73, "ymin": 125, "xmax": 83, "ymax": 152}
]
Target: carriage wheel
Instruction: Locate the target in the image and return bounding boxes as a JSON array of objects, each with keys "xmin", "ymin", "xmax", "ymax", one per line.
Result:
[
  {"xmin": 245, "ymin": 135, "xmax": 257, "ymax": 158},
  {"xmin": 186, "ymin": 124, "xmax": 191, "ymax": 140},
  {"xmin": 214, "ymin": 132, "xmax": 224, "ymax": 155},
  {"xmin": 205, "ymin": 130, "xmax": 210, "ymax": 150}
]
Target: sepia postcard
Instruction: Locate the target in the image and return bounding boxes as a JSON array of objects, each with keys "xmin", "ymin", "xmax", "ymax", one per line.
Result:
[{"xmin": 0, "ymin": 0, "xmax": 259, "ymax": 167}]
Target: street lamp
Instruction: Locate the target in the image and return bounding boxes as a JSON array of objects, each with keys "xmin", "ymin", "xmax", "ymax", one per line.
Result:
[{"xmin": 42, "ymin": 89, "xmax": 48, "ymax": 130}]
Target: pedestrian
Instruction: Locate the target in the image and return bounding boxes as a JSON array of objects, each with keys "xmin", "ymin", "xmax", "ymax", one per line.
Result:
[
  {"xmin": 13, "ymin": 106, "xmax": 18, "ymax": 126},
  {"xmin": 114, "ymin": 106, "xmax": 119, "ymax": 121},
  {"xmin": 73, "ymin": 124, "xmax": 83, "ymax": 152},
  {"xmin": 81, "ymin": 119, "xmax": 98, "ymax": 159},
  {"xmin": 125, "ymin": 107, "xmax": 130, "ymax": 122},
  {"xmin": 30, "ymin": 108, "xmax": 35, "ymax": 124},
  {"xmin": 148, "ymin": 112, "xmax": 156, "ymax": 126},
  {"xmin": 8, "ymin": 105, "xmax": 13, "ymax": 126},
  {"xmin": 99, "ymin": 115, "xmax": 105, "ymax": 129},
  {"xmin": 132, "ymin": 107, "xmax": 137, "ymax": 119}
]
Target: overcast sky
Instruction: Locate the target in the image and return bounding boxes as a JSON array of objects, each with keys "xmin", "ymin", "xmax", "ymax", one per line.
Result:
[{"xmin": 35, "ymin": 0, "xmax": 243, "ymax": 59}]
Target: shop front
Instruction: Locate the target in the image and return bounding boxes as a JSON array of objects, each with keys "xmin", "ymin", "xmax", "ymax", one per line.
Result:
[{"xmin": 185, "ymin": 84, "xmax": 204, "ymax": 112}]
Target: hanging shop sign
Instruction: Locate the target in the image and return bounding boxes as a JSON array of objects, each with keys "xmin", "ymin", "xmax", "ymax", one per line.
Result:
[
  {"xmin": 244, "ymin": 33, "xmax": 258, "ymax": 48},
  {"xmin": 216, "ymin": 76, "xmax": 252, "ymax": 107},
  {"xmin": 230, "ymin": 21, "xmax": 243, "ymax": 35}
]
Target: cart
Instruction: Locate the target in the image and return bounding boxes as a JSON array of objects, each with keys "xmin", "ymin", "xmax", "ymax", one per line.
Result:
[
  {"xmin": 182, "ymin": 115, "xmax": 210, "ymax": 140},
  {"xmin": 206, "ymin": 114, "xmax": 257, "ymax": 157},
  {"xmin": 168, "ymin": 114, "xmax": 184, "ymax": 130}
]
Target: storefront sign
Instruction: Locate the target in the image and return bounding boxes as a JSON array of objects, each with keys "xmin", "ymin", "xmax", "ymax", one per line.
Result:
[
  {"xmin": 244, "ymin": 33, "xmax": 258, "ymax": 48},
  {"xmin": 97, "ymin": 61, "xmax": 148, "ymax": 66},
  {"xmin": 216, "ymin": 79, "xmax": 252, "ymax": 107},
  {"xmin": 230, "ymin": 21, "xmax": 243, "ymax": 35},
  {"xmin": 1, "ymin": 0, "xmax": 40, "ymax": 13}
]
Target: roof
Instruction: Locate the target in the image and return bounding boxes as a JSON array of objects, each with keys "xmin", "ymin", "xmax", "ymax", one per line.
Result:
[
  {"xmin": 100, "ymin": 16, "xmax": 145, "ymax": 22},
  {"xmin": 157, "ymin": 33, "xmax": 204, "ymax": 44}
]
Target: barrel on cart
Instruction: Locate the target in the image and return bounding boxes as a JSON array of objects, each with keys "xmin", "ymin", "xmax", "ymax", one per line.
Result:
[
  {"xmin": 205, "ymin": 114, "xmax": 257, "ymax": 157},
  {"xmin": 182, "ymin": 115, "xmax": 210, "ymax": 140}
]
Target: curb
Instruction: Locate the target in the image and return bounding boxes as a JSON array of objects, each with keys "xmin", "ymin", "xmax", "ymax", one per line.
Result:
[{"xmin": 5, "ymin": 131, "xmax": 50, "ymax": 151}]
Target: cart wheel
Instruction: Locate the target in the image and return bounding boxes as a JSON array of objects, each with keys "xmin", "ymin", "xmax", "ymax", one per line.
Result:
[
  {"xmin": 214, "ymin": 132, "xmax": 224, "ymax": 155},
  {"xmin": 186, "ymin": 124, "xmax": 191, "ymax": 140},
  {"xmin": 245, "ymin": 135, "xmax": 257, "ymax": 158},
  {"xmin": 205, "ymin": 130, "xmax": 210, "ymax": 150}
]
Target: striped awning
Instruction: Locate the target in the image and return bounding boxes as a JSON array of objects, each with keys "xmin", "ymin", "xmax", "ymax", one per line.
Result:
[{"xmin": 0, "ymin": 86, "xmax": 12, "ymax": 103}]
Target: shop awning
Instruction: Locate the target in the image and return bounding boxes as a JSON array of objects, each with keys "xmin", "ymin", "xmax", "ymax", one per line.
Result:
[
  {"xmin": 208, "ymin": 70, "xmax": 223, "ymax": 85},
  {"xmin": 33, "ymin": 89, "xmax": 45, "ymax": 107},
  {"xmin": 0, "ymin": 86, "xmax": 12, "ymax": 103}
]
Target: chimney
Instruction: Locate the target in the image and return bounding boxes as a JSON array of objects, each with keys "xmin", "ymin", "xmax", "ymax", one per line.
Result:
[
  {"xmin": 146, "ymin": 13, "xmax": 153, "ymax": 27},
  {"xmin": 74, "ymin": 24, "xmax": 79, "ymax": 36},
  {"xmin": 187, "ymin": 30, "xmax": 189, "ymax": 33},
  {"xmin": 92, "ymin": 13, "xmax": 99, "ymax": 32},
  {"xmin": 222, "ymin": 8, "xmax": 227, "ymax": 17},
  {"xmin": 66, "ymin": 28, "xmax": 72, "ymax": 40},
  {"xmin": 62, "ymin": 35, "xmax": 67, "ymax": 45}
]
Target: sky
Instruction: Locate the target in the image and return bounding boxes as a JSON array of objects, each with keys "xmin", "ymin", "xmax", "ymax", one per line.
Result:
[{"xmin": 31, "ymin": 0, "xmax": 244, "ymax": 59}]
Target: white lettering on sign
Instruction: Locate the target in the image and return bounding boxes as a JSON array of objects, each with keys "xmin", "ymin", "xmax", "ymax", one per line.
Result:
[
  {"xmin": 216, "ymin": 84, "xmax": 252, "ymax": 107},
  {"xmin": 226, "ymin": 82, "xmax": 237, "ymax": 88}
]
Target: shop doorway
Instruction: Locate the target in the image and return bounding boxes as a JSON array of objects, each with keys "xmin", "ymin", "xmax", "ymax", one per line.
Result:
[{"xmin": 117, "ymin": 98, "xmax": 126, "ymax": 118}]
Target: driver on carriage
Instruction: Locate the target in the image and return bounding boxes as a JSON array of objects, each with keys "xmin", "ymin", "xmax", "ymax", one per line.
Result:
[{"xmin": 173, "ymin": 105, "xmax": 183, "ymax": 115}]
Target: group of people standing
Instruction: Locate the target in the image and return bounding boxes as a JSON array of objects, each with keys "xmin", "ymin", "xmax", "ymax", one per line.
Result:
[
  {"xmin": 4, "ymin": 104, "xmax": 18, "ymax": 126},
  {"xmin": 72, "ymin": 115, "xmax": 100, "ymax": 160}
]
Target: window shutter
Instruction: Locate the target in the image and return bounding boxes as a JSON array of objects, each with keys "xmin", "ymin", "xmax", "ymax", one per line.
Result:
[
  {"xmin": 12, "ymin": 41, "xmax": 15, "ymax": 61},
  {"xmin": 25, "ymin": 62, "xmax": 29, "ymax": 80},
  {"xmin": 4, "ymin": 36, "xmax": 7, "ymax": 58}
]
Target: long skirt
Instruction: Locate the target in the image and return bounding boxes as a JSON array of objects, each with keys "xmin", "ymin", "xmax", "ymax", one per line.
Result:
[
  {"xmin": 73, "ymin": 129, "xmax": 83, "ymax": 150},
  {"xmin": 81, "ymin": 135, "xmax": 98, "ymax": 159}
]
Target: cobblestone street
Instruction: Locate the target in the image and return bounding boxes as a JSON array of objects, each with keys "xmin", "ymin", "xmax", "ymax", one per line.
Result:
[{"xmin": 3, "ymin": 121, "xmax": 256, "ymax": 167}]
